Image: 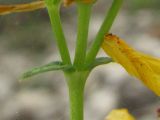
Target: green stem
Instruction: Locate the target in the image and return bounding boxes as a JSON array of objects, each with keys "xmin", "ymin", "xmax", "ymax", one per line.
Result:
[
  {"xmin": 85, "ymin": 0, "xmax": 123, "ymax": 64},
  {"xmin": 74, "ymin": 4, "xmax": 92, "ymax": 69},
  {"xmin": 64, "ymin": 71, "xmax": 90, "ymax": 120},
  {"xmin": 46, "ymin": 4, "xmax": 71, "ymax": 64}
]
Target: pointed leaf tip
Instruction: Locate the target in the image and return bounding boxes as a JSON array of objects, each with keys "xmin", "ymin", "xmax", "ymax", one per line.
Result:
[{"xmin": 88, "ymin": 57, "xmax": 113, "ymax": 69}]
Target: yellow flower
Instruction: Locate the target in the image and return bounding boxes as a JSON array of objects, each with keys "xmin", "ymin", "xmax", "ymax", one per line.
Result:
[
  {"xmin": 102, "ymin": 34, "xmax": 160, "ymax": 96},
  {"xmin": 105, "ymin": 109, "xmax": 135, "ymax": 120}
]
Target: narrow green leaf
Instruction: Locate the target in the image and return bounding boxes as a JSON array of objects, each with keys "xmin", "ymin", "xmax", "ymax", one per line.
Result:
[
  {"xmin": 21, "ymin": 61, "xmax": 72, "ymax": 79},
  {"xmin": 89, "ymin": 57, "xmax": 113, "ymax": 69}
]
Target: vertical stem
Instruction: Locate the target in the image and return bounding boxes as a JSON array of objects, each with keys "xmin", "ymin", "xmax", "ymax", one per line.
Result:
[
  {"xmin": 74, "ymin": 4, "xmax": 92, "ymax": 69},
  {"xmin": 64, "ymin": 71, "xmax": 90, "ymax": 120},
  {"xmin": 85, "ymin": 0, "xmax": 123, "ymax": 64},
  {"xmin": 69, "ymin": 84, "xmax": 84, "ymax": 120},
  {"xmin": 46, "ymin": 4, "xmax": 71, "ymax": 64}
]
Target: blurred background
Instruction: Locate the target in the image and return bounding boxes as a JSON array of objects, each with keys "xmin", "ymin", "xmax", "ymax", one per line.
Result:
[{"xmin": 0, "ymin": 0, "xmax": 160, "ymax": 120}]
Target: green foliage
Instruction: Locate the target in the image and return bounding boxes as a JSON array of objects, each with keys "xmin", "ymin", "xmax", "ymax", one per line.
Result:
[
  {"xmin": 89, "ymin": 57, "xmax": 113, "ymax": 69},
  {"xmin": 17, "ymin": 0, "xmax": 124, "ymax": 120},
  {"xmin": 22, "ymin": 61, "xmax": 72, "ymax": 79}
]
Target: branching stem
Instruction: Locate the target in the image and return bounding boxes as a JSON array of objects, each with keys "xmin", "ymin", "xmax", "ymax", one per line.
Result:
[
  {"xmin": 85, "ymin": 0, "xmax": 124, "ymax": 64},
  {"xmin": 74, "ymin": 3, "xmax": 92, "ymax": 69},
  {"xmin": 46, "ymin": 3, "xmax": 71, "ymax": 64}
]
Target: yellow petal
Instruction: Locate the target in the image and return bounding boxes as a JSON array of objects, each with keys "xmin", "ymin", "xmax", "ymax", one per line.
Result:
[
  {"xmin": 141, "ymin": 54, "xmax": 160, "ymax": 74},
  {"xmin": 102, "ymin": 34, "xmax": 160, "ymax": 96},
  {"xmin": 105, "ymin": 109, "xmax": 135, "ymax": 120},
  {"xmin": 63, "ymin": 0, "xmax": 74, "ymax": 6},
  {"xmin": 0, "ymin": 1, "xmax": 45, "ymax": 15}
]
